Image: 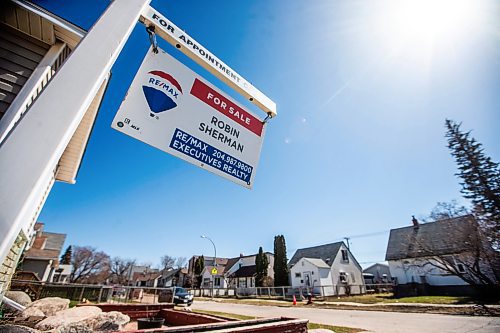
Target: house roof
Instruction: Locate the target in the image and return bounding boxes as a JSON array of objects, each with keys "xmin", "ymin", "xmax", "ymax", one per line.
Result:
[
  {"xmin": 362, "ymin": 262, "xmax": 389, "ymax": 272},
  {"xmin": 232, "ymin": 265, "xmax": 256, "ymax": 278},
  {"xmin": 135, "ymin": 272, "xmax": 161, "ymax": 282},
  {"xmin": 289, "ymin": 242, "xmax": 344, "ymax": 267},
  {"xmin": 385, "ymin": 215, "xmax": 478, "ymax": 261},
  {"xmin": 225, "ymin": 252, "xmax": 274, "ymax": 272},
  {"xmin": 225, "ymin": 257, "xmax": 240, "ymax": 272},
  {"xmin": 161, "ymin": 268, "xmax": 181, "ymax": 280},
  {"xmin": 25, "ymin": 226, "xmax": 66, "ymax": 260},
  {"xmin": 203, "ymin": 265, "xmax": 226, "ymax": 276},
  {"xmin": 303, "ymin": 258, "xmax": 330, "ymax": 269},
  {"xmin": 192, "ymin": 256, "xmax": 229, "ymax": 266}
]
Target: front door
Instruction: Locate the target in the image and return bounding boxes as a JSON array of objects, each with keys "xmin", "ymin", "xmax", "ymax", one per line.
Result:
[{"xmin": 303, "ymin": 272, "xmax": 311, "ymax": 287}]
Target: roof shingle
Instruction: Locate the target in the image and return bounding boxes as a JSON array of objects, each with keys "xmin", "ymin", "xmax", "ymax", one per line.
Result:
[
  {"xmin": 289, "ymin": 242, "xmax": 344, "ymax": 267},
  {"xmin": 385, "ymin": 215, "xmax": 478, "ymax": 261}
]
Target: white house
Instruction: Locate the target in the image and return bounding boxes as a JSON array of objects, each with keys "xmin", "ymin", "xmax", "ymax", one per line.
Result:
[
  {"xmin": 158, "ymin": 268, "xmax": 187, "ymax": 288},
  {"xmin": 201, "ymin": 265, "xmax": 226, "ymax": 289},
  {"xmin": 224, "ymin": 252, "xmax": 275, "ymax": 290},
  {"xmin": 289, "ymin": 242, "xmax": 365, "ymax": 296},
  {"xmin": 386, "ymin": 215, "xmax": 499, "ymax": 296}
]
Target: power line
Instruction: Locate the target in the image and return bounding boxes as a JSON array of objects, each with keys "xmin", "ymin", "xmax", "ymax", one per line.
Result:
[
  {"xmin": 348, "ymin": 230, "xmax": 390, "ymax": 239},
  {"xmin": 332, "ymin": 229, "xmax": 390, "ymax": 244}
]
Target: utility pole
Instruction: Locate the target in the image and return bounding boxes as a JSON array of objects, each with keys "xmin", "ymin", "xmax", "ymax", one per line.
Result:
[{"xmin": 201, "ymin": 235, "xmax": 216, "ymax": 299}]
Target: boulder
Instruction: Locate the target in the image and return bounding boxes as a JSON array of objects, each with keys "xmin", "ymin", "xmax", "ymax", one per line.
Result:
[
  {"xmin": 5, "ymin": 291, "xmax": 32, "ymax": 307},
  {"xmin": 86, "ymin": 311, "xmax": 130, "ymax": 332},
  {"xmin": 52, "ymin": 323, "xmax": 93, "ymax": 333},
  {"xmin": 21, "ymin": 307, "xmax": 45, "ymax": 318},
  {"xmin": 35, "ymin": 306, "xmax": 102, "ymax": 331},
  {"xmin": 0, "ymin": 325, "xmax": 40, "ymax": 333},
  {"xmin": 23, "ymin": 297, "xmax": 69, "ymax": 317},
  {"xmin": 34, "ymin": 306, "xmax": 129, "ymax": 333}
]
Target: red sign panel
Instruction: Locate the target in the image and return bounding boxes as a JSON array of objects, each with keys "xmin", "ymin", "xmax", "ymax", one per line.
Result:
[{"xmin": 190, "ymin": 79, "xmax": 263, "ymax": 136}]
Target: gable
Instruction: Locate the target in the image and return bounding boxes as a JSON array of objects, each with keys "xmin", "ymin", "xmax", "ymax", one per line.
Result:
[
  {"xmin": 289, "ymin": 242, "xmax": 344, "ymax": 268},
  {"xmin": 332, "ymin": 244, "xmax": 363, "ymax": 273}
]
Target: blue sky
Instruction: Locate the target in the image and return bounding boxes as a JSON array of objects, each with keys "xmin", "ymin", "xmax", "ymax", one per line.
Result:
[{"xmin": 36, "ymin": 0, "xmax": 499, "ymax": 267}]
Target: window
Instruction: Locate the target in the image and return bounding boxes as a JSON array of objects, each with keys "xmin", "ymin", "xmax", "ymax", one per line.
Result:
[
  {"xmin": 311, "ymin": 271, "xmax": 314, "ymax": 275},
  {"xmin": 214, "ymin": 277, "xmax": 221, "ymax": 286},
  {"xmin": 341, "ymin": 250, "xmax": 349, "ymax": 262},
  {"xmin": 339, "ymin": 272, "xmax": 347, "ymax": 283},
  {"xmin": 351, "ymin": 272, "xmax": 355, "ymax": 283},
  {"xmin": 295, "ymin": 272, "xmax": 301, "ymax": 278},
  {"xmin": 456, "ymin": 263, "xmax": 466, "ymax": 273}
]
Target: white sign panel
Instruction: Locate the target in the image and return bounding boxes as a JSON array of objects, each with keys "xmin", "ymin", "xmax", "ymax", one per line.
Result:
[
  {"xmin": 140, "ymin": 6, "xmax": 277, "ymax": 117},
  {"xmin": 112, "ymin": 48, "xmax": 266, "ymax": 189}
]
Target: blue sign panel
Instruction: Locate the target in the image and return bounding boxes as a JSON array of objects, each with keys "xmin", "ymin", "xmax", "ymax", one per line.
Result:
[{"xmin": 169, "ymin": 128, "xmax": 253, "ymax": 184}]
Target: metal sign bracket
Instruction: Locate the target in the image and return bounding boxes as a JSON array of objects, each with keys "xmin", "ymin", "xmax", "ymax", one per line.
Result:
[{"xmin": 146, "ymin": 25, "xmax": 158, "ymax": 54}]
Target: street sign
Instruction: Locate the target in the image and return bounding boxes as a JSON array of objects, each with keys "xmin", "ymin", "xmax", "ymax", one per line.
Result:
[
  {"xmin": 211, "ymin": 267, "xmax": 218, "ymax": 275},
  {"xmin": 112, "ymin": 47, "xmax": 266, "ymax": 188},
  {"xmin": 140, "ymin": 6, "xmax": 277, "ymax": 118}
]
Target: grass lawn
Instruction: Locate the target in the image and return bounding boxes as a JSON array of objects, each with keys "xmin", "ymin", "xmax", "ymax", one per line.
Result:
[
  {"xmin": 328, "ymin": 293, "xmax": 477, "ymax": 305},
  {"xmin": 197, "ymin": 294, "xmax": 481, "ymax": 306},
  {"xmin": 197, "ymin": 297, "xmax": 294, "ymax": 307},
  {"xmin": 193, "ymin": 309, "xmax": 363, "ymax": 333}
]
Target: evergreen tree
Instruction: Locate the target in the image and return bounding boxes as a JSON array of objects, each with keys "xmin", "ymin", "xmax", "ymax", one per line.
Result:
[
  {"xmin": 255, "ymin": 246, "xmax": 269, "ymax": 287},
  {"xmin": 273, "ymin": 235, "xmax": 289, "ymax": 286},
  {"xmin": 194, "ymin": 255, "xmax": 205, "ymax": 288},
  {"xmin": 60, "ymin": 245, "xmax": 72, "ymax": 265},
  {"xmin": 445, "ymin": 119, "xmax": 500, "ymax": 248}
]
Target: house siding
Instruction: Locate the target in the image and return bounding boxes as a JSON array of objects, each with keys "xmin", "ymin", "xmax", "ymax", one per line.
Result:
[
  {"xmin": 389, "ymin": 258, "xmax": 469, "ymax": 286},
  {"xmin": 330, "ymin": 244, "xmax": 364, "ymax": 290},
  {"xmin": 0, "ymin": 231, "xmax": 27, "ymax": 299}
]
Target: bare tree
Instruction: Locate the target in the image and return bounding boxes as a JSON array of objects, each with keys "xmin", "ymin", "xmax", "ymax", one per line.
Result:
[
  {"xmin": 160, "ymin": 255, "xmax": 176, "ymax": 270},
  {"xmin": 423, "ymin": 200, "xmax": 469, "ymax": 222},
  {"xmin": 223, "ymin": 273, "xmax": 237, "ymax": 288},
  {"xmin": 110, "ymin": 257, "xmax": 135, "ymax": 285},
  {"xmin": 70, "ymin": 246, "xmax": 111, "ymax": 283},
  {"xmin": 175, "ymin": 257, "xmax": 187, "ymax": 268}
]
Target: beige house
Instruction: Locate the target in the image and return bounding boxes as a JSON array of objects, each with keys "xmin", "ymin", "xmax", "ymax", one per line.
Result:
[{"xmin": 18, "ymin": 222, "xmax": 67, "ymax": 282}]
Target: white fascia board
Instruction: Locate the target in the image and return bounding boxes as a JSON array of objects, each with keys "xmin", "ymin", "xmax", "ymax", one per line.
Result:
[
  {"xmin": 140, "ymin": 6, "xmax": 277, "ymax": 118},
  {"xmin": 0, "ymin": 0, "xmax": 151, "ymax": 271}
]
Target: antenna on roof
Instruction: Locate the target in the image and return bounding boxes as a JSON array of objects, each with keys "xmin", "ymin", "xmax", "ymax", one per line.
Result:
[{"xmin": 344, "ymin": 237, "xmax": 350, "ymax": 250}]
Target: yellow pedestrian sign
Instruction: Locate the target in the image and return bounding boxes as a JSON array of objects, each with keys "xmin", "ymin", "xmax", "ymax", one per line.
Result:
[{"xmin": 211, "ymin": 267, "xmax": 218, "ymax": 275}]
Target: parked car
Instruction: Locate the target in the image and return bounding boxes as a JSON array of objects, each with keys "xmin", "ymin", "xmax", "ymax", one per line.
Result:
[{"xmin": 159, "ymin": 287, "xmax": 193, "ymax": 305}]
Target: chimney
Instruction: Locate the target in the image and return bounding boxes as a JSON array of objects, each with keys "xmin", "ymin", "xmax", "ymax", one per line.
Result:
[
  {"xmin": 240, "ymin": 253, "xmax": 244, "ymax": 258},
  {"xmin": 412, "ymin": 215, "xmax": 419, "ymax": 228}
]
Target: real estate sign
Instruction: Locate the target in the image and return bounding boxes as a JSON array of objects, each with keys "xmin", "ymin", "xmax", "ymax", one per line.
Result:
[{"xmin": 112, "ymin": 48, "xmax": 266, "ymax": 188}]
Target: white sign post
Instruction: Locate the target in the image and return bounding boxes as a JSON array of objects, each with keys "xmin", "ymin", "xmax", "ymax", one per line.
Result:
[{"xmin": 112, "ymin": 48, "xmax": 266, "ymax": 188}]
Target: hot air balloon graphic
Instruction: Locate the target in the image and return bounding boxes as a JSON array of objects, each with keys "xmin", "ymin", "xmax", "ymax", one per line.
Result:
[{"xmin": 142, "ymin": 71, "xmax": 183, "ymax": 118}]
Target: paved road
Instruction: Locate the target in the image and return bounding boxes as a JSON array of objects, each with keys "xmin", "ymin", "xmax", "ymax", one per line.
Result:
[{"xmin": 191, "ymin": 300, "xmax": 500, "ymax": 333}]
